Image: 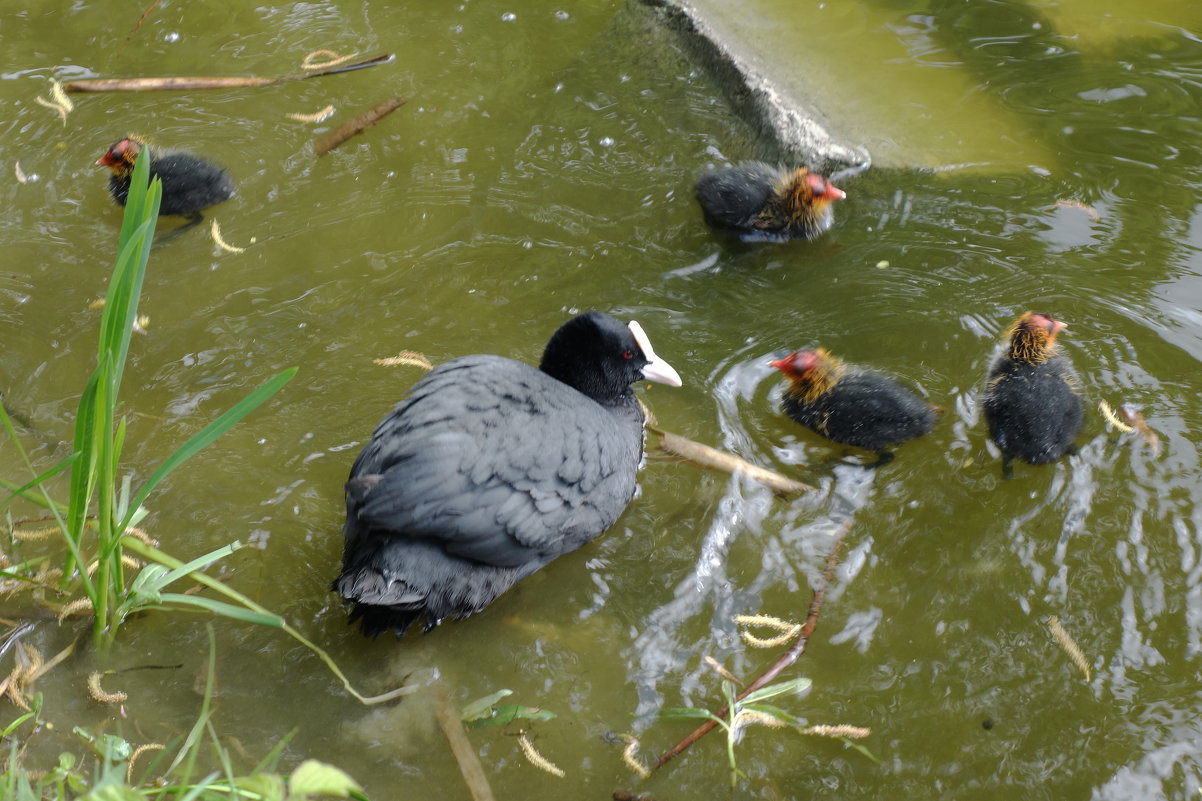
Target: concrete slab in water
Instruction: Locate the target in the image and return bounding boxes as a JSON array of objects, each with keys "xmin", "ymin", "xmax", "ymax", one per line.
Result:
[{"xmin": 643, "ymin": 0, "xmax": 1057, "ymax": 172}]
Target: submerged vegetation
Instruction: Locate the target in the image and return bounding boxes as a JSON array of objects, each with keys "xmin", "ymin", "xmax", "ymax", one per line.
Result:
[
  {"xmin": 1, "ymin": 628, "xmax": 369, "ymax": 801},
  {"xmin": 0, "ymin": 148, "xmax": 296, "ymax": 644}
]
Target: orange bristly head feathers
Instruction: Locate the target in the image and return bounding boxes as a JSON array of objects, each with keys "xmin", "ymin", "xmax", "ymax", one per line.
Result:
[
  {"xmin": 96, "ymin": 136, "xmax": 147, "ymax": 174},
  {"xmin": 1005, "ymin": 311, "xmax": 1067, "ymax": 363},
  {"xmin": 782, "ymin": 168, "xmax": 845, "ymax": 215},
  {"xmin": 770, "ymin": 347, "xmax": 845, "ymax": 403}
]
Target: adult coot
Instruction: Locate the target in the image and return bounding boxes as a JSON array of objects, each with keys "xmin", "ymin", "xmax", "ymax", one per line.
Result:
[
  {"xmin": 335, "ymin": 312, "xmax": 683, "ymax": 637},
  {"xmin": 695, "ymin": 162, "xmax": 845, "ymax": 242},
  {"xmin": 982, "ymin": 311, "xmax": 1083, "ymax": 466},
  {"xmin": 771, "ymin": 348, "xmax": 935, "ymax": 456},
  {"xmin": 97, "ymin": 137, "xmax": 235, "ymax": 219}
]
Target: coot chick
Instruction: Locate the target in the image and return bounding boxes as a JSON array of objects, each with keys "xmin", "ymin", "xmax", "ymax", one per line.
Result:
[
  {"xmin": 97, "ymin": 137, "xmax": 235, "ymax": 219},
  {"xmin": 695, "ymin": 162, "xmax": 845, "ymax": 242},
  {"xmin": 771, "ymin": 348, "xmax": 935, "ymax": 455},
  {"xmin": 982, "ymin": 312, "xmax": 1083, "ymax": 466},
  {"xmin": 335, "ymin": 312, "xmax": 683, "ymax": 637}
]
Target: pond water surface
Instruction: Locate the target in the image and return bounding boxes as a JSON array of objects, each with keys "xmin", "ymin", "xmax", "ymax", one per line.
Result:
[{"xmin": 3, "ymin": 0, "xmax": 1202, "ymax": 799}]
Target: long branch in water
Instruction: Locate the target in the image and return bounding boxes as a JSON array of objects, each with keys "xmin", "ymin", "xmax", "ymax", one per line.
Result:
[
  {"xmin": 61, "ymin": 53, "xmax": 395, "ymax": 93},
  {"xmin": 312, "ymin": 97, "xmax": 407, "ymax": 156},
  {"xmin": 649, "ymin": 426, "xmax": 813, "ymax": 496}
]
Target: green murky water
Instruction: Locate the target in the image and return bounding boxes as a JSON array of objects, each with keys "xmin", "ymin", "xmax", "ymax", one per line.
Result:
[{"xmin": 3, "ymin": 0, "xmax": 1202, "ymax": 798}]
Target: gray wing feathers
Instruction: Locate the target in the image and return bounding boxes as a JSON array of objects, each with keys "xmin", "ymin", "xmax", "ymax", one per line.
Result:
[{"xmin": 347, "ymin": 356, "xmax": 640, "ymax": 567}]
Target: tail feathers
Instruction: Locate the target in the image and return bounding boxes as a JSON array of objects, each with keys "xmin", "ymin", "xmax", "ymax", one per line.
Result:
[{"xmin": 333, "ymin": 566, "xmax": 430, "ymax": 638}]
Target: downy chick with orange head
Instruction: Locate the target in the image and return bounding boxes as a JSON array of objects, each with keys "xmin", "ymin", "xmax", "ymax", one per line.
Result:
[
  {"xmin": 695, "ymin": 163, "xmax": 845, "ymax": 242},
  {"xmin": 97, "ymin": 136, "xmax": 235, "ymax": 219},
  {"xmin": 771, "ymin": 347, "xmax": 935, "ymax": 457},
  {"xmin": 982, "ymin": 311, "xmax": 1083, "ymax": 467}
]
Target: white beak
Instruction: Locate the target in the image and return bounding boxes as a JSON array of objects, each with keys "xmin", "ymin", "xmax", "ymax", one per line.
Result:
[{"xmin": 628, "ymin": 320, "xmax": 682, "ymax": 388}]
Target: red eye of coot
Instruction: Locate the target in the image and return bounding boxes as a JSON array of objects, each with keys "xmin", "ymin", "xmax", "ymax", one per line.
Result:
[{"xmin": 622, "ymin": 350, "xmax": 634, "ymax": 359}]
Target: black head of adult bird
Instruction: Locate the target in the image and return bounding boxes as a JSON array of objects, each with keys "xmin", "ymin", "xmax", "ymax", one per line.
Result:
[
  {"xmin": 334, "ymin": 311, "xmax": 682, "ymax": 637},
  {"xmin": 770, "ymin": 347, "xmax": 935, "ymax": 456},
  {"xmin": 695, "ymin": 162, "xmax": 846, "ymax": 242},
  {"xmin": 982, "ymin": 311, "xmax": 1083, "ymax": 468},
  {"xmin": 97, "ymin": 136, "xmax": 235, "ymax": 220}
]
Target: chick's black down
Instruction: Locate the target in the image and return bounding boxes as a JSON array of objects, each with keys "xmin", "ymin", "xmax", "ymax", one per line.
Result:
[
  {"xmin": 983, "ymin": 356, "xmax": 1082, "ymax": 465},
  {"xmin": 108, "ymin": 151, "xmax": 235, "ymax": 217},
  {"xmin": 783, "ymin": 371, "xmax": 935, "ymax": 452}
]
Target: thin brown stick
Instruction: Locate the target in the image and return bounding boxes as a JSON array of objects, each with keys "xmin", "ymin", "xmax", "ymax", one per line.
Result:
[
  {"xmin": 312, "ymin": 97, "xmax": 407, "ymax": 156},
  {"xmin": 125, "ymin": 0, "xmax": 161, "ymax": 41},
  {"xmin": 649, "ymin": 426, "xmax": 813, "ymax": 496},
  {"xmin": 62, "ymin": 53, "xmax": 394, "ymax": 93},
  {"xmin": 433, "ymin": 684, "xmax": 497, "ymax": 801},
  {"xmin": 653, "ymin": 521, "xmax": 851, "ymax": 769}
]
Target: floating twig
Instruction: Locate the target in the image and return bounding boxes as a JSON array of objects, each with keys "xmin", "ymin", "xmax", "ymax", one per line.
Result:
[
  {"xmin": 62, "ymin": 53, "xmax": 395, "ymax": 93},
  {"xmin": 302, "ymin": 50, "xmax": 359, "ymax": 70},
  {"xmin": 14, "ymin": 162, "xmax": 28, "ymax": 184},
  {"xmin": 1052, "ymin": 199, "xmax": 1100, "ymax": 221},
  {"xmin": 210, "ymin": 219, "xmax": 249, "ymax": 254},
  {"xmin": 703, "ymin": 655, "xmax": 742, "ymax": 686},
  {"xmin": 1098, "ymin": 400, "xmax": 1133, "ymax": 433},
  {"xmin": 12, "ymin": 525, "xmax": 60, "ymax": 541},
  {"xmin": 127, "ymin": 743, "xmax": 165, "ymax": 784},
  {"xmin": 312, "ymin": 96, "xmax": 406, "ymax": 156},
  {"xmin": 57, "ymin": 597, "xmax": 94, "ymax": 622},
  {"xmin": 518, "ymin": 732, "xmax": 565, "ymax": 778},
  {"xmin": 1046, "ymin": 616, "xmax": 1092, "ymax": 680},
  {"xmin": 1120, "ymin": 404, "xmax": 1161, "ymax": 455},
  {"xmin": 87, "ymin": 671, "xmax": 128, "ymax": 704},
  {"xmin": 287, "ymin": 104, "xmax": 336, "ymax": 123},
  {"xmin": 734, "ymin": 614, "xmax": 802, "ymax": 648},
  {"xmin": 655, "ymin": 521, "xmax": 852, "ymax": 769},
  {"xmin": 433, "ymin": 684, "xmax": 497, "ymax": 801},
  {"xmin": 649, "ymin": 426, "xmax": 812, "ymax": 496},
  {"xmin": 34, "ymin": 80, "xmax": 73, "ymax": 123},
  {"xmin": 374, "ymin": 351, "xmax": 434, "ymax": 370},
  {"xmin": 620, "ymin": 735, "xmax": 652, "ymax": 779},
  {"xmin": 799, "ymin": 724, "xmax": 871, "ymax": 738}
]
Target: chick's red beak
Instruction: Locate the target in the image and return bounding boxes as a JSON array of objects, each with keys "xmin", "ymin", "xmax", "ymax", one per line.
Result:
[
  {"xmin": 826, "ymin": 183, "xmax": 847, "ymax": 201},
  {"xmin": 770, "ymin": 350, "xmax": 816, "ymax": 378}
]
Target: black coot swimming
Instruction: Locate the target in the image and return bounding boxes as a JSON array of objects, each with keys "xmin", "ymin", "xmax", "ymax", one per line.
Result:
[
  {"xmin": 982, "ymin": 311, "xmax": 1083, "ymax": 466},
  {"xmin": 97, "ymin": 137, "xmax": 235, "ymax": 219},
  {"xmin": 695, "ymin": 162, "xmax": 845, "ymax": 242},
  {"xmin": 771, "ymin": 347, "xmax": 935, "ymax": 455},
  {"xmin": 334, "ymin": 311, "xmax": 683, "ymax": 637}
]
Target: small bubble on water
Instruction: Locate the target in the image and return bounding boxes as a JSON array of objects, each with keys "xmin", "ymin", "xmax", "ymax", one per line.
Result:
[
  {"xmin": 599, "ymin": 136, "xmax": 614, "ymax": 147},
  {"xmin": 164, "ymin": 32, "xmax": 180, "ymax": 42},
  {"xmin": 501, "ymin": 11, "xmax": 516, "ymax": 21},
  {"xmin": 555, "ymin": 10, "xmax": 569, "ymax": 20}
]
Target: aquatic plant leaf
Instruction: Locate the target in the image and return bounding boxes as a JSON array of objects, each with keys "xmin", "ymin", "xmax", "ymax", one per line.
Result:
[
  {"xmin": 235, "ymin": 773, "xmax": 286, "ymax": 801},
  {"xmin": 658, "ymin": 707, "xmax": 722, "ymax": 722},
  {"xmin": 460, "ymin": 689, "xmax": 513, "ymax": 722},
  {"xmin": 153, "ymin": 593, "xmax": 283, "ymax": 627},
  {"xmin": 288, "ymin": 759, "xmax": 363, "ymax": 798},
  {"xmin": 75, "ymin": 785, "xmax": 144, "ymax": 801},
  {"xmin": 465, "ymin": 703, "xmax": 556, "ymax": 730},
  {"xmin": 740, "ymin": 677, "xmax": 812, "ymax": 705}
]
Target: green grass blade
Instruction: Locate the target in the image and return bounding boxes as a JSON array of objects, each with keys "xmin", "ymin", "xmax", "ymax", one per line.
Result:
[
  {"xmin": 0, "ymin": 454, "xmax": 77, "ymax": 512},
  {"xmin": 67, "ymin": 366, "xmax": 103, "ymax": 544},
  {"xmin": 123, "ymin": 367, "xmax": 297, "ymax": 529},
  {"xmin": 121, "ymin": 536, "xmax": 415, "ymax": 706},
  {"xmin": 141, "ymin": 541, "xmax": 243, "ymax": 592},
  {"xmin": 154, "ymin": 594, "xmax": 283, "ymax": 627}
]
